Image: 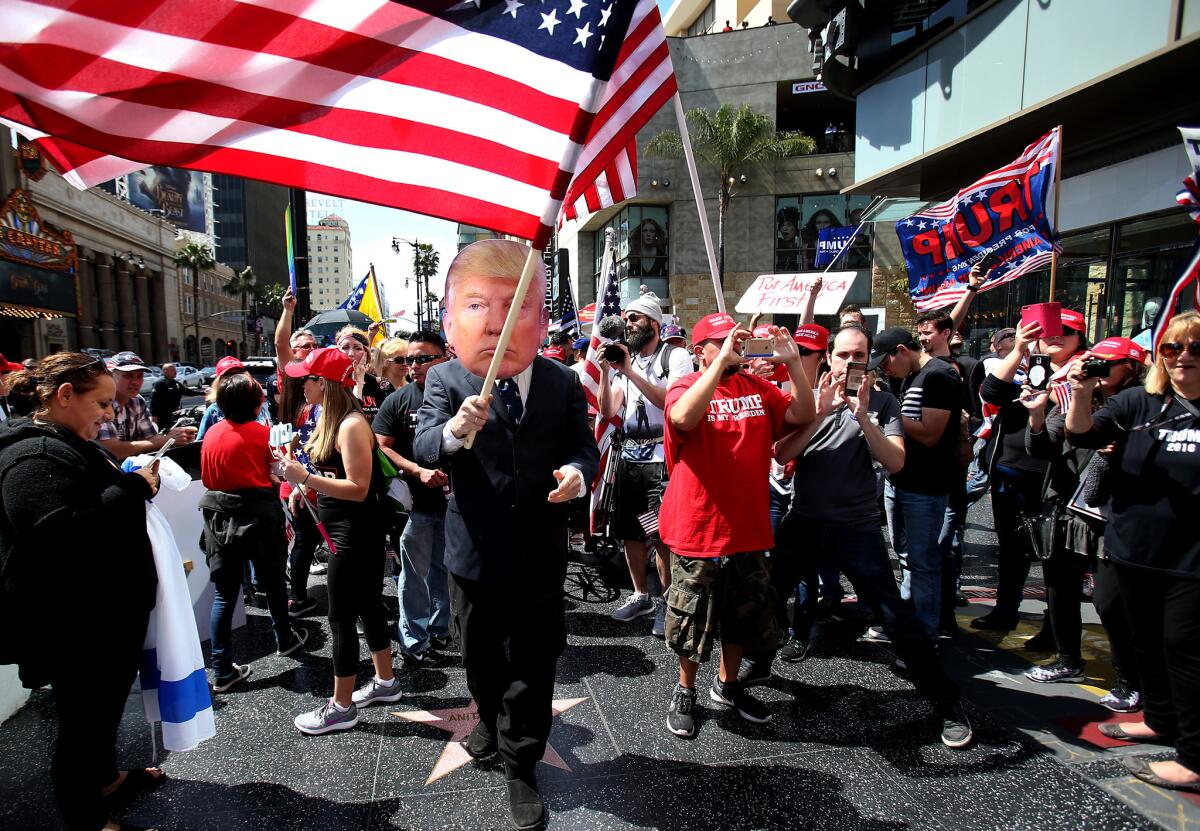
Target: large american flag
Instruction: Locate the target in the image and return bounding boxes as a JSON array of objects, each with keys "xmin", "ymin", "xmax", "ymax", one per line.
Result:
[
  {"xmin": 0, "ymin": 0, "xmax": 670, "ymax": 249},
  {"xmin": 582, "ymin": 243, "xmax": 623, "ymax": 524}
]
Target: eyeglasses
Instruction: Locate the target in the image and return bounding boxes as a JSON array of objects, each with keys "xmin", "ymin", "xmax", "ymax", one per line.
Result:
[
  {"xmin": 388, "ymin": 354, "xmax": 444, "ymax": 366},
  {"xmin": 293, "ymin": 342, "xmax": 315, "ymax": 352},
  {"xmin": 1158, "ymin": 340, "xmax": 1200, "ymax": 360},
  {"xmin": 301, "ymin": 375, "xmax": 322, "ymax": 383},
  {"xmin": 625, "ymin": 312, "xmax": 650, "ymax": 324}
]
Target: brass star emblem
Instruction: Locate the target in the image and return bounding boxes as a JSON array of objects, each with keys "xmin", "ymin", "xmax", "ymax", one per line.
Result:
[{"xmin": 392, "ymin": 697, "xmax": 588, "ymax": 784}]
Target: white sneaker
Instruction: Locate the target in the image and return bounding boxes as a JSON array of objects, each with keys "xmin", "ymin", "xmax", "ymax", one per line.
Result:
[
  {"xmin": 352, "ymin": 676, "xmax": 405, "ymax": 707},
  {"xmin": 612, "ymin": 592, "xmax": 654, "ymax": 622}
]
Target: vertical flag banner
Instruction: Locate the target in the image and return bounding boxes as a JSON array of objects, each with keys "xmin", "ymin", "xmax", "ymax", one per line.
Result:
[
  {"xmin": 284, "ymin": 203, "xmax": 297, "ymax": 294},
  {"xmin": 339, "ymin": 267, "xmax": 385, "ymax": 343},
  {"xmin": 0, "ymin": 0, "xmax": 674, "ymax": 251},
  {"xmin": 897, "ymin": 128, "xmax": 1060, "ymax": 311},
  {"xmin": 1148, "ymin": 126, "xmax": 1200, "ymax": 354},
  {"xmin": 814, "ymin": 226, "xmax": 857, "ymax": 268},
  {"xmin": 581, "ymin": 242, "xmax": 625, "ymax": 530}
]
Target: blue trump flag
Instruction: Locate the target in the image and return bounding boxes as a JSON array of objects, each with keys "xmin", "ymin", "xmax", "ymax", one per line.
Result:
[
  {"xmin": 896, "ymin": 128, "xmax": 1060, "ymax": 311},
  {"xmin": 815, "ymin": 226, "xmax": 858, "ymax": 268}
]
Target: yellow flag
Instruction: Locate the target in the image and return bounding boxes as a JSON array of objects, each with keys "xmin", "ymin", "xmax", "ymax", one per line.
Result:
[{"xmin": 359, "ymin": 266, "xmax": 386, "ymax": 345}]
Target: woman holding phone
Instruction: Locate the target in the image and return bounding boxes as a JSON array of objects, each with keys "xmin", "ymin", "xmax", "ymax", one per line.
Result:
[{"xmin": 281, "ymin": 348, "xmax": 398, "ymax": 734}]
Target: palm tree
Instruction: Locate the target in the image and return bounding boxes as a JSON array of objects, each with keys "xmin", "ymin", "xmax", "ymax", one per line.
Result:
[
  {"xmin": 175, "ymin": 241, "xmax": 215, "ymax": 363},
  {"xmin": 223, "ymin": 265, "xmax": 257, "ymax": 357},
  {"xmin": 409, "ymin": 242, "xmax": 440, "ymax": 330},
  {"xmin": 644, "ymin": 104, "xmax": 814, "ymax": 286}
]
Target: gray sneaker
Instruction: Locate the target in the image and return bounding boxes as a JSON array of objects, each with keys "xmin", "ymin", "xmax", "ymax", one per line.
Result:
[
  {"xmin": 612, "ymin": 592, "xmax": 654, "ymax": 622},
  {"xmin": 294, "ymin": 699, "xmax": 360, "ymax": 735},
  {"xmin": 651, "ymin": 598, "xmax": 666, "ymax": 638},
  {"xmin": 352, "ymin": 676, "xmax": 405, "ymax": 707}
]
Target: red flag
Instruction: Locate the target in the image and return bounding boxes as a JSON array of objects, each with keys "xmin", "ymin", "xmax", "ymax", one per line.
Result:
[{"xmin": 0, "ymin": 0, "xmax": 671, "ymax": 249}]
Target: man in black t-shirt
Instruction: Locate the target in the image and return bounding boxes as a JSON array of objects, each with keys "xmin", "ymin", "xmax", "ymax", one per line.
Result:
[
  {"xmin": 869, "ymin": 327, "xmax": 962, "ymax": 642},
  {"xmin": 373, "ymin": 332, "xmax": 452, "ymax": 665},
  {"xmin": 150, "ymin": 363, "xmax": 184, "ymax": 426}
]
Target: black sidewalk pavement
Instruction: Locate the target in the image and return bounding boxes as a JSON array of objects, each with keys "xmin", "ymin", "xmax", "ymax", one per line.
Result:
[{"xmin": 1, "ymin": 496, "xmax": 1197, "ymax": 830}]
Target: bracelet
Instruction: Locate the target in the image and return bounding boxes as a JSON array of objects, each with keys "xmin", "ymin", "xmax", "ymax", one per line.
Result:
[
  {"xmin": 302, "ymin": 471, "xmax": 311, "ymax": 486},
  {"xmin": 966, "ymin": 284, "xmax": 979, "ymax": 293}
]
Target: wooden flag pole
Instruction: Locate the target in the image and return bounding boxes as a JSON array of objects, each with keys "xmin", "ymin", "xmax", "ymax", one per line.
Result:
[
  {"xmin": 1048, "ymin": 125, "xmax": 1064, "ymax": 301},
  {"xmin": 462, "ymin": 246, "xmax": 542, "ymax": 450},
  {"xmin": 673, "ymin": 93, "xmax": 725, "ymax": 313}
]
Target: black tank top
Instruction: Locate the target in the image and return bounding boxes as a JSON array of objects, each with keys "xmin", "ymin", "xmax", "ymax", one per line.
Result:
[{"xmin": 311, "ymin": 419, "xmax": 385, "ymax": 525}]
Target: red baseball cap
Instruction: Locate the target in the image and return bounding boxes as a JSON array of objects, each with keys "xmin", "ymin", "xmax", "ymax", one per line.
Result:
[
  {"xmin": 284, "ymin": 346, "xmax": 355, "ymax": 387},
  {"xmin": 1087, "ymin": 337, "xmax": 1147, "ymax": 364},
  {"xmin": 691, "ymin": 313, "xmax": 739, "ymax": 344},
  {"xmin": 214, "ymin": 356, "xmax": 246, "ymax": 378},
  {"xmin": 542, "ymin": 345, "xmax": 567, "ymax": 362},
  {"xmin": 0, "ymin": 353, "xmax": 23, "ymax": 373},
  {"xmin": 1060, "ymin": 308, "xmax": 1085, "ymax": 333},
  {"xmin": 793, "ymin": 324, "xmax": 830, "ymax": 351}
]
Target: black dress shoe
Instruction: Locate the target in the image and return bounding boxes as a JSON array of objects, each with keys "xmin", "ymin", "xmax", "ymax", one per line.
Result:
[
  {"xmin": 506, "ymin": 773, "xmax": 545, "ymax": 831},
  {"xmin": 464, "ymin": 722, "xmax": 498, "ymax": 759},
  {"xmin": 969, "ymin": 612, "xmax": 1018, "ymax": 631}
]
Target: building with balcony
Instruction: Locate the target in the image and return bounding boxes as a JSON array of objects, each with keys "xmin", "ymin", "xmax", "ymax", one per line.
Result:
[{"xmin": 308, "ymin": 215, "xmax": 354, "ymax": 311}]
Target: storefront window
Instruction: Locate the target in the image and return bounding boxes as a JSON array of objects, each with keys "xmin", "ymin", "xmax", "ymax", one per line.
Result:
[
  {"xmin": 774, "ymin": 194, "xmax": 873, "ymax": 272},
  {"xmin": 593, "ymin": 205, "xmax": 670, "ymax": 304}
]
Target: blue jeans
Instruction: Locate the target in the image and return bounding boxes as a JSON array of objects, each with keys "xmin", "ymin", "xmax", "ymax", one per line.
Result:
[
  {"xmin": 397, "ymin": 510, "xmax": 451, "ymax": 655},
  {"xmin": 211, "ymin": 572, "xmax": 291, "ymax": 678},
  {"xmin": 892, "ymin": 488, "xmax": 949, "ymax": 641}
]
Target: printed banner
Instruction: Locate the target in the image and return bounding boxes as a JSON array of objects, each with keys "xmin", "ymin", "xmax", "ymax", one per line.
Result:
[
  {"xmin": 897, "ymin": 128, "xmax": 1060, "ymax": 311},
  {"xmin": 814, "ymin": 226, "xmax": 857, "ymax": 268},
  {"xmin": 734, "ymin": 271, "xmax": 856, "ymax": 316}
]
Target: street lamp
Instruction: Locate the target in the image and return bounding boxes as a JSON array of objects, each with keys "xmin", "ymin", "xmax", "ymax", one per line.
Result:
[{"xmin": 392, "ymin": 237, "xmax": 441, "ymax": 332}]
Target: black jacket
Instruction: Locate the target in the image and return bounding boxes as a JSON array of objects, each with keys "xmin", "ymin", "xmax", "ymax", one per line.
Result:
[
  {"xmin": 0, "ymin": 418, "xmax": 156, "ymax": 687},
  {"xmin": 198, "ymin": 488, "xmax": 285, "ymax": 582},
  {"xmin": 414, "ymin": 357, "xmax": 599, "ymax": 583}
]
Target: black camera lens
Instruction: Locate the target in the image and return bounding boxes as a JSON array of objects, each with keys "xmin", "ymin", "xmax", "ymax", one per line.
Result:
[{"xmin": 603, "ymin": 343, "xmax": 625, "ymax": 363}]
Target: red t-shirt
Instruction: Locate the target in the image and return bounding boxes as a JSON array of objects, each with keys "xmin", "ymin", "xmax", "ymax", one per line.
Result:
[
  {"xmin": 201, "ymin": 420, "xmax": 276, "ymax": 492},
  {"xmin": 660, "ymin": 371, "xmax": 792, "ymax": 558}
]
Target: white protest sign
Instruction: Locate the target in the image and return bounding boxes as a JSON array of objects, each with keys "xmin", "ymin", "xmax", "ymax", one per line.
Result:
[{"xmin": 734, "ymin": 272, "xmax": 856, "ymax": 316}]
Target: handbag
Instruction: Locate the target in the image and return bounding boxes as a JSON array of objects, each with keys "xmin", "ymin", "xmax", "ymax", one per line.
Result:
[{"xmin": 1017, "ymin": 509, "xmax": 1061, "ymax": 562}]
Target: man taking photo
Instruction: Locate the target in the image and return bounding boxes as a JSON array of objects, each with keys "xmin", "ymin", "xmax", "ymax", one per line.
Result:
[{"xmin": 598, "ymin": 292, "xmax": 692, "ymax": 636}]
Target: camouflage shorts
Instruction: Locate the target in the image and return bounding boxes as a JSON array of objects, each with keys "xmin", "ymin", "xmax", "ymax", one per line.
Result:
[{"xmin": 664, "ymin": 551, "xmax": 783, "ymax": 664}]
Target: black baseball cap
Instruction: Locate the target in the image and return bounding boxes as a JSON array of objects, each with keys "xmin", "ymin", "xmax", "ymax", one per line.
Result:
[{"xmin": 867, "ymin": 327, "xmax": 918, "ymax": 371}]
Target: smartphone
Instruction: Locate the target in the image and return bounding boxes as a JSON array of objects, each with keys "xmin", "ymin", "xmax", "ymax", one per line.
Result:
[
  {"xmin": 743, "ymin": 337, "xmax": 774, "ymax": 358},
  {"xmin": 978, "ymin": 249, "xmax": 997, "ymax": 272},
  {"xmin": 1021, "ymin": 302, "xmax": 1063, "ymax": 339},
  {"xmin": 148, "ymin": 438, "xmax": 174, "ymax": 465},
  {"xmin": 1028, "ymin": 353, "xmax": 1052, "ymax": 390},
  {"xmin": 843, "ymin": 361, "xmax": 867, "ymax": 396}
]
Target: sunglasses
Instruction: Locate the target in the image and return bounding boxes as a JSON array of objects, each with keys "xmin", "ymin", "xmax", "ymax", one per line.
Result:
[
  {"xmin": 625, "ymin": 312, "xmax": 650, "ymax": 324},
  {"xmin": 293, "ymin": 342, "xmax": 316, "ymax": 351},
  {"xmin": 301, "ymin": 374, "xmax": 322, "ymax": 383},
  {"xmin": 1158, "ymin": 340, "xmax": 1200, "ymax": 360},
  {"xmin": 388, "ymin": 354, "xmax": 444, "ymax": 366}
]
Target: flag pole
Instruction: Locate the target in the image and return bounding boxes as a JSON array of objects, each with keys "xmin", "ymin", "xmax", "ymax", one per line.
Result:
[
  {"xmin": 673, "ymin": 93, "xmax": 724, "ymax": 313},
  {"xmin": 463, "ymin": 247, "xmax": 542, "ymax": 450},
  {"xmin": 1048, "ymin": 125, "xmax": 1064, "ymax": 301},
  {"xmin": 368, "ymin": 263, "xmax": 387, "ymax": 338}
]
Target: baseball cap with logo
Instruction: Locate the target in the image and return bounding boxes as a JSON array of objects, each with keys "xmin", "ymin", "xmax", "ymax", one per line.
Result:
[
  {"xmin": 691, "ymin": 313, "xmax": 739, "ymax": 344},
  {"xmin": 541, "ymin": 345, "xmax": 567, "ymax": 362},
  {"xmin": 867, "ymin": 327, "xmax": 919, "ymax": 371},
  {"xmin": 110, "ymin": 351, "xmax": 147, "ymax": 372},
  {"xmin": 1087, "ymin": 337, "xmax": 1147, "ymax": 364},
  {"xmin": 215, "ymin": 356, "xmax": 247, "ymax": 378},
  {"xmin": 793, "ymin": 323, "xmax": 830, "ymax": 352},
  {"xmin": 1060, "ymin": 308, "xmax": 1085, "ymax": 333},
  {"xmin": 284, "ymin": 346, "xmax": 356, "ymax": 387},
  {"xmin": 661, "ymin": 324, "xmax": 686, "ymax": 345},
  {"xmin": 573, "ymin": 336, "xmax": 590, "ymax": 351}
]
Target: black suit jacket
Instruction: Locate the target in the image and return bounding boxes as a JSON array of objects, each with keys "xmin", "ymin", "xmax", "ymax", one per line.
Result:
[{"xmin": 414, "ymin": 356, "xmax": 599, "ymax": 583}]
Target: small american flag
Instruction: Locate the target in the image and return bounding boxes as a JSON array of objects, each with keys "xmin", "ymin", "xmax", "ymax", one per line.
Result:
[
  {"xmin": 0, "ymin": 0, "xmax": 669, "ymax": 249},
  {"xmin": 583, "ymin": 247, "xmax": 624, "ymax": 528}
]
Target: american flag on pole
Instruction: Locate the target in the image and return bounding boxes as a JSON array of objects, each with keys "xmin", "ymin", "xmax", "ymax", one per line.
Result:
[
  {"xmin": 0, "ymin": 0, "xmax": 670, "ymax": 250},
  {"xmin": 559, "ymin": 0, "xmax": 675, "ymax": 224},
  {"xmin": 582, "ymin": 241, "xmax": 623, "ymax": 524}
]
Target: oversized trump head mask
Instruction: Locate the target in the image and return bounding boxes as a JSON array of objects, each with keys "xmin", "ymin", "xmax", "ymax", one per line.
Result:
[{"xmin": 442, "ymin": 239, "xmax": 549, "ymax": 379}]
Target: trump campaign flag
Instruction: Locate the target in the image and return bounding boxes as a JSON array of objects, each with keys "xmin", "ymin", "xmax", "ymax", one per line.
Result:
[
  {"xmin": 0, "ymin": 0, "xmax": 669, "ymax": 251},
  {"xmin": 814, "ymin": 226, "xmax": 858, "ymax": 268},
  {"xmin": 897, "ymin": 128, "xmax": 1061, "ymax": 311}
]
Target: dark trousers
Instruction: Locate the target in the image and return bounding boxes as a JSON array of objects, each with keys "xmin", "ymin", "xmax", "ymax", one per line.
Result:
[
  {"xmin": 1114, "ymin": 563, "xmax": 1200, "ymax": 773},
  {"xmin": 990, "ymin": 469, "xmax": 1044, "ymax": 617},
  {"xmin": 449, "ymin": 560, "xmax": 567, "ymax": 778},
  {"xmin": 50, "ymin": 618, "xmax": 146, "ymax": 830},
  {"xmin": 325, "ymin": 513, "xmax": 390, "ymax": 677},
  {"xmin": 1092, "ymin": 558, "xmax": 1139, "ymax": 689},
  {"xmin": 1044, "ymin": 550, "xmax": 1089, "ymax": 665},
  {"xmin": 754, "ymin": 514, "xmax": 959, "ymax": 708},
  {"xmin": 288, "ymin": 503, "xmax": 320, "ymax": 603}
]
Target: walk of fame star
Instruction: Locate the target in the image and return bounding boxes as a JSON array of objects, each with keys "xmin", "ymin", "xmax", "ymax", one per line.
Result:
[{"xmin": 392, "ymin": 698, "xmax": 588, "ymax": 784}]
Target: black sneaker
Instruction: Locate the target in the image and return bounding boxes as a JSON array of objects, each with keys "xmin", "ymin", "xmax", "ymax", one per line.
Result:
[
  {"xmin": 1099, "ymin": 681, "xmax": 1142, "ymax": 713},
  {"xmin": 667, "ymin": 684, "xmax": 697, "ymax": 738},
  {"xmin": 1022, "ymin": 628, "xmax": 1055, "ymax": 651},
  {"xmin": 737, "ymin": 658, "xmax": 772, "ymax": 688},
  {"xmin": 288, "ymin": 597, "xmax": 318, "ymax": 619},
  {"xmin": 464, "ymin": 721, "xmax": 498, "ymax": 759},
  {"xmin": 1024, "ymin": 658, "xmax": 1085, "ymax": 683},
  {"xmin": 709, "ymin": 675, "xmax": 772, "ymax": 723},
  {"xmin": 969, "ymin": 612, "xmax": 1018, "ymax": 631},
  {"xmin": 401, "ymin": 648, "xmax": 449, "ymax": 669},
  {"xmin": 430, "ymin": 635, "xmax": 456, "ymax": 652},
  {"xmin": 939, "ymin": 701, "xmax": 974, "ymax": 749},
  {"xmin": 779, "ymin": 637, "xmax": 810, "ymax": 663}
]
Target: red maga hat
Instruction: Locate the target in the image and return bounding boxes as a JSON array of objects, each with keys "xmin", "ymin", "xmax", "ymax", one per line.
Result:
[
  {"xmin": 793, "ymin": 324, "xmax": 830, "ymax": 351},
  {"xmin": 1087, "ymin": 337, "xmax": 1147, "ymax": 364},
  {"xmin": 0, "ymin": 354, "xmax": 23, "ymax": 373},
  {"xmin": 1060, "ymin": 308, "xmax": 1085, "ymax": 333},
  {"xmin": 691, "ymin": 313, "xmax": 739, "ymax": 344},
  {"xmin": 214, "ymin": 356, "xmax": 246, "ymax": 378},
  {"xmin": 283, "ymin": 346, "xmax": 355, "ymax": 387}
]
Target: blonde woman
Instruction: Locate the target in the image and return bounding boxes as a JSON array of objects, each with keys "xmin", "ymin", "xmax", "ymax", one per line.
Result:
[
  {"xmin": 282, "ymin": 347, "xmax": 398, "ymax": 734},
  {"xmin": 377, "ymin": 337, "xmax": 411, "ymax": 392},
  {"xmin": 334, "ymin": 326, "xmax": 385, "ymax": 420}
]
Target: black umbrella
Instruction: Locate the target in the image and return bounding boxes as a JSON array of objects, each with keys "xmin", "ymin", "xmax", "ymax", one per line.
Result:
[{"xmin": 304, "ymin": 309, "xmax": 373, "ymax": 343}]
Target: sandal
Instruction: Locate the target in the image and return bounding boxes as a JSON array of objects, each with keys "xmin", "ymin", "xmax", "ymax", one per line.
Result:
[
  {"xmin": 1124, "ymin": 755, "xmax": 1200, "ymax": 793},
  {"xmin": 1098, "ymin": 723, "xmax": 1170, "ymax": 744},
  {"xmin": 103, "ymin": 768, "xmax": 168, "ymax": 804}
]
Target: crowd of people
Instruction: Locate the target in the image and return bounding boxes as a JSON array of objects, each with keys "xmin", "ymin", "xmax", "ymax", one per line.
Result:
[{"xmin": 0, "ymin": 239, "xmax": 1196, "ymax": 831}]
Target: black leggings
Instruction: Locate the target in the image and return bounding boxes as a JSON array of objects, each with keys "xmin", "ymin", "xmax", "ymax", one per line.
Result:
[
  {"xmin": 1044, "ymin": 550, "xmax": 1089, "ymax": 664},
  {"xmin": 990, "ymin": 469, "xmax": 1044, "ymax": 616},
  {"xmin": 324, "ymin": 514, "xmax": 390, "ymax": 676},
  {"xmin": 1091, "ymin": 558, "xmax": 1139, "ymax": 689},
  {"xmin": 288, "ymin": 502, "xmax": 320, "ymax": 603}
]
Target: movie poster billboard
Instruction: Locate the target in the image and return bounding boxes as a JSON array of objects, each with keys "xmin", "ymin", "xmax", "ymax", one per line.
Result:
[{"xmin": 126, "ymin": 167, "xmax": 207, "ymax": 233}]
